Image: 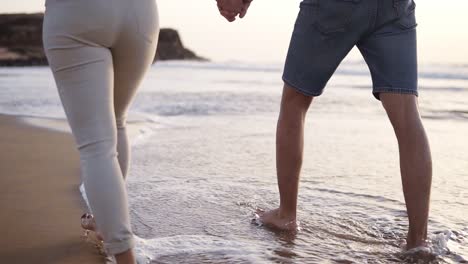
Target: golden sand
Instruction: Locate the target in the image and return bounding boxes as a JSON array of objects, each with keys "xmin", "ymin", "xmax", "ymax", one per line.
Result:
[{"xmin": 0, "ymin": 114, "xmax": 103, "ymax": 264}]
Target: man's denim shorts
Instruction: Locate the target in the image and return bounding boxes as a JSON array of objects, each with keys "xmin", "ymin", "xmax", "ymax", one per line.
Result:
[{"xmin": 283, "ymin": 0, "xmax": 418, "ymax": 100}]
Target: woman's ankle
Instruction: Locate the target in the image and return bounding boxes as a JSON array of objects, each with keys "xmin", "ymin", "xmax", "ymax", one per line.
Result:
[{"xmin": 115, "ymin": 249, "xmax": 136, "ymax": 264}]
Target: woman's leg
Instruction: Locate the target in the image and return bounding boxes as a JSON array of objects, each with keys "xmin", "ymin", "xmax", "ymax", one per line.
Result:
[
  {"xmin": 112, "ymin": 0, "xmax": 160, "ymax": 180},
  {"xmin": 44, "ymin": 41, "xmax": 135, "ymax": 255},
  {"xmin": 44, "ymin": 0, "xmax": 158, "ymax": 261},
  {"xmin": 110, "ymin": 2, "xmax": 159, "ymax": 262}
]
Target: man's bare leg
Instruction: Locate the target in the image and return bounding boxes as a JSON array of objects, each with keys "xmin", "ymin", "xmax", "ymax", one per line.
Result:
[
  {"xmin": 258, "ymin": 84, "xmax": 312, "ymax": 230},
  {"xmin": 380, "ymin": 93, "xmax": 432, "ymax": 249}
]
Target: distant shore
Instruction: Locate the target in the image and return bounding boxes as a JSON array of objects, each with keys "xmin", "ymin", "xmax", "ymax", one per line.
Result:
[{"xmin": 0, "ymin": 13, "xmax": 206, "ymax": 67}]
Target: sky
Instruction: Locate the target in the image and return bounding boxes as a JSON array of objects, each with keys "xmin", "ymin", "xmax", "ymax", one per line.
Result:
[{"xmin": 2, "ymin": 0, "xmax": 468, "ymax": 64}]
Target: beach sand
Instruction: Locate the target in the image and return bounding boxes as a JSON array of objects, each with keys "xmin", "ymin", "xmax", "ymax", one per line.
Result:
[{"xmin": 0, "ymin": 114, "xmax": 103, "ymax": 264}]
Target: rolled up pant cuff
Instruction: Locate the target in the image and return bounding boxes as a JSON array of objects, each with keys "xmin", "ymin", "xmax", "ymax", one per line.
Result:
[{"xmin": 105, "ymin": 236, "xmax": 135, "ymax": 255}]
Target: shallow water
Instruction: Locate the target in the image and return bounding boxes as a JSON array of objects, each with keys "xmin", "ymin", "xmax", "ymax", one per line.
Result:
[{"xmin": 1, "ymin": 61, "xmax": 467, "ymax": 263}]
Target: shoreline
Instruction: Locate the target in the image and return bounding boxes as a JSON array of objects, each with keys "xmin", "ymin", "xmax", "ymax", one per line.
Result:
[{"xmin": 0, "ymin": 114, "xmax": 104, "ymax": 263}]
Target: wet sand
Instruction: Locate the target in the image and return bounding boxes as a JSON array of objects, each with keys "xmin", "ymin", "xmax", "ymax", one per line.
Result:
[{"xmin": 0, "ymin": 114, "xmax": 103, "ymax": 263}]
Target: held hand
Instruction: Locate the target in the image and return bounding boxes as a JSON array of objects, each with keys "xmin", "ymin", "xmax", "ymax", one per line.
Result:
[
  {"xmin": 239, "ymin": 0, "xmax": 253, "ymax": 19},
  {"xmin": 217, "ymin": 0, "xmax": 253, "ymax": 22}
]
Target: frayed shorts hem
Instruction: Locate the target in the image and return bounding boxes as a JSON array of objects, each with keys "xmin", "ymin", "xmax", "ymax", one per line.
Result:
[
  {"xmin": 282, "ymin": 77, "xmax": 324, "ymax": 97},
  {"xmin": 373, "ymin": 87, "xmax": 419, "ymax": 100}
]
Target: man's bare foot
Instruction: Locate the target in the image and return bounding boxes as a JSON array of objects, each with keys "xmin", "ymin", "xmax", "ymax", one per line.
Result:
[
  {"xmin": 81, "ymin": 213, "xmax": 104, "ymax": 241},
  {"xmin": 406, "ymin": 239, "xmax": 428, "ymax": 250},
  {"xmin": 406, "ymin": 231, "xmax": 428, "ymax": 250},
  {"xmin": 400, "ymin": 246, "xmax": 435, "ymax": 263},
  {"xmin": 254, "ymin": 208, "xmax": 298, "ymax": 231}
]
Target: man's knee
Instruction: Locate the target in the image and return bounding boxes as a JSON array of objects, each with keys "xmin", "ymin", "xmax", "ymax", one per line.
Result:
[
  {"xmin": 381, "ymin": 94, "xmax": 418, "ymax": 114},
  {"xmin": 380, "ymin": 93, "xmax": 421, "ymax": 130},
  {"xmin": 281, "ymin": 83, "xmax": 314, "ymax": 112}
]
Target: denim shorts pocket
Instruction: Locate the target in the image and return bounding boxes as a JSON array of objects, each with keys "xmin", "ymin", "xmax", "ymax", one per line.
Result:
[
  {"xmin": 132, "ymin": 0, "xmax": 159, "ymax": 43},
  {"xmin": 393, "ymin": 0, "xmax": 417, "ymax": 29},
  {"xmin": 293, "ymin": 0, "xmax": 319, "ymax": 35},
  {"xmin": 314, "ymin": 0, "xmax": 361, "ymax": 35}
]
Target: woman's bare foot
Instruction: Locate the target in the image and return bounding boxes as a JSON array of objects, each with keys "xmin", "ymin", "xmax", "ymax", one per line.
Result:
[
  {"xmin": 115, "ymin": 249, "xmax": 136, "ymax": 264},
  {"xmin": 254, "ymin": 208, "xmax": 298, "ymax": 231},
  {"xmin": 81, "ymin": 213, "xmax": 104, "ymax": 241},
  {"xmin": 81, "ymin": 214, "xmax": 138, "ymax": 264}
]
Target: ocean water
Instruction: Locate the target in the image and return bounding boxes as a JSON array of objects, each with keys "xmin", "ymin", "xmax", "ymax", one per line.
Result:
[{"xmin": 0, "ymin": 60, "xmax": 467, "ymax": 263}]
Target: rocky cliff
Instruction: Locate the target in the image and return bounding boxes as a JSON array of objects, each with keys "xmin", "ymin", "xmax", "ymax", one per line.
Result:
[{"xmin": 0, "ymin": 13, "xmax": 205, "ymax": 66}]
